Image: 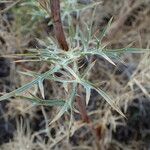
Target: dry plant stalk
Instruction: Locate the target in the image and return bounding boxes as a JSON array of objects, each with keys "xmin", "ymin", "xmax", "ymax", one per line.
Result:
[
  {"xmin": 50, "ymin": 0, "xmax": 69, "ymax": 51},
  {"xmin": 39, "ymin": 0, "xmax": 69, "ymax": 51}
]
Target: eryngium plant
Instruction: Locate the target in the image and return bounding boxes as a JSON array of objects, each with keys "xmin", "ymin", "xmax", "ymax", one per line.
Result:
[{"xmin": 0, "ymin": 0, "xmax": 149, "ymax": 125}]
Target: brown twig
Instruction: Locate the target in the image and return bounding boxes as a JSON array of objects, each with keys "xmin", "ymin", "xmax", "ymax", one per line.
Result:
[
  {"xmin": 76, "ymin": 85, "xmax": 102, "ymax": 150},
  {"xmin": 50, "ymin": 0, "xmax": 69, "ymax": 51},
  {"xmin": 76, "ymin": 95, "xmax": 90, "ymax": 123}
]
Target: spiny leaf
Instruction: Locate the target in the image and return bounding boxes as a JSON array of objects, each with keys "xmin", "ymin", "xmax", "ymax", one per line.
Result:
[
  {"xmin": 49, "ymin": 83, "xmax": 77, "ymax": 125},
  {"xmin": 63, "ymin": 65, "xmax": 79, "ymax": 80},
  {"xmin": 82, "ymin": 60, "xmax": 96, "ymax": 78},
  {"xmin": 105, "ymin": 48, "xmax": 150, "ymax": 54},
  {"xmin": 99, "ymin": 17, "xmax": 113, "ymax": 41},
  {"xmin": 49, "ymin": 102, "xmax": 69, "ymax": 125},
  {"xmin": 80, "ymin": 80, "xmax": 125, "ymax": 117},
  {"xmin": 0, "ymin": 79, "xmax": 39, "ymax": 102},
  {"xmin": 68, "ymin": 83, "xmax": 77, "ymax": 106},
  {"xmin": 38, "ymin": 79, "xmax": 45, "ymax": 99},
  {"xmin": 100, "ymin": 52, "xmax": 116, "ymax": 66},
  {"xmin": 0, "ymin": 66, "xmax": 61, "ymax": 101},
  {"xmin": 63, "ymin": 82, "xmax": 69, "ymax": 92},
  {"xmin": 85, "ymin": 86, "xmax": 91, "ymax": 105},
  {"xmin": 82, "ymin": 50, "xmax": 116, "ymax": 66},
  {"xmin": 18, "ymin": 95, "xmax": 66, "ymax": 106},
  {"xmin": 18, "ymin": 70, "xmax": 39, "ymax": 77},
  {"xmin": 94, "ymin": 87, "xmax": 125, "ymax": 118}
]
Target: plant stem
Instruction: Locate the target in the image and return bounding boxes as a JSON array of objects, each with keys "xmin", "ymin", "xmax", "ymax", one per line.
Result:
[
  {"xmin": 76, "ymin": 95, "xmax": 90, "ymax": 123},
  {"xmin": 50, "ymin": 0, "xmax": 69, "ymax": 51},
  {"xmin": 76, "ymin": 86, "xmax": 101, "ymax": 150}
]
